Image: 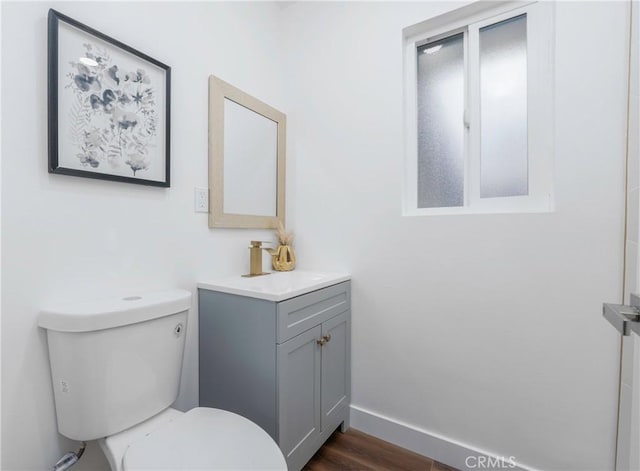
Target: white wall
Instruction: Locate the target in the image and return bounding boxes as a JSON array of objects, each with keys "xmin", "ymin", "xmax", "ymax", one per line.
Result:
[
  {"xmin": 1, "ymin": 2, "xmax": 287, "ymax": 469},
  {"xmin": 281, "ymin": 2, "xmax": 627, "ymax": 470},
  {"xmin": 1, "ymin": 2, "xmax": 632, "ymax": 471}
]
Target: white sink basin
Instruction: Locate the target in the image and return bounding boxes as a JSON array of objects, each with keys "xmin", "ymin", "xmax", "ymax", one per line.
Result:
[{"xmin": 197, "ymin": 271, "xmax": 350, "ymax": 302}]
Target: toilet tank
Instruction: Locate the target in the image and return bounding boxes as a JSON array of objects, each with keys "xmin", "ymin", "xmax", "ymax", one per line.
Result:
[{"xmin": 38, "ymin": 290, "xmax": 191, "ymax": 441}]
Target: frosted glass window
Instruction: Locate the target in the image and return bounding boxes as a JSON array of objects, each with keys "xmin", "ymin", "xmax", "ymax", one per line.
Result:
[
  {"xmin": 479, "ymin": 15, "xmax": 528, "ymax": 198},
  {"xmin": 405, "ymin": 3, "xmax": 554, "ymax": 215},
  {"xmin": 416, "ymin": 34, "xmax": 465, "ymax": 208}
]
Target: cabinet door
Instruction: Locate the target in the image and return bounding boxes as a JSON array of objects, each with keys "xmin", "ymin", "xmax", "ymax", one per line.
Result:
[
  {"xmin": 277, "ymin": 325, "xmax": 321, "ymax": 470},
  {"xmin": 321, "ymin": 310, "xmax": 350, "ymax": 432}
]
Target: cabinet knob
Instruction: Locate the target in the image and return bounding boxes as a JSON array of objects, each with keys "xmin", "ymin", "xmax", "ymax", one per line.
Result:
[{"xmin": 316, "ymin": 334, "xmax": 332, "ymax": 346}]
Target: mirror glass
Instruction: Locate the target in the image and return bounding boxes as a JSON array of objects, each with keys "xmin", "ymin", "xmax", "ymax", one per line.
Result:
[
  {"xmin": 223, "ymin": 98, "xmax": 278, "ymax": 217},
  {"xmin": 209, "ymin": 75, "xmax": 286, "ymax": 229}
]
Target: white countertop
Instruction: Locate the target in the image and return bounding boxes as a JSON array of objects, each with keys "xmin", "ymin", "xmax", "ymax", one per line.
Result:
[{"xmin": 197, "ymin": 271, "xmax": 351, "ymax": 302}]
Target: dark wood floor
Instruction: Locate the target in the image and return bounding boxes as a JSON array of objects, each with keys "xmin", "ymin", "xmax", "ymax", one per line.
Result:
[{"xmin": 302, "ymin": 428, "xmax": 459, "ymax": 471}]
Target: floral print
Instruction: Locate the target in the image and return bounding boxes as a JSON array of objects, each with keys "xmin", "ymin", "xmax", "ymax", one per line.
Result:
[{"xmin": 66, "ymin": 43, "xmax": 157, "ymax": 175}]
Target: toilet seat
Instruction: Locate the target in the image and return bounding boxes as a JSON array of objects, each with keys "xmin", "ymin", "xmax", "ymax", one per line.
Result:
[{"xmin": 122, "ymin": 408, "xmax": 287, "ymax": 470}]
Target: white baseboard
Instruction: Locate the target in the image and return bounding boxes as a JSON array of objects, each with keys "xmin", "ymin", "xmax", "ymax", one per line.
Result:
[{"xmin": 349, "ymin": 404, "xmax": 536, "ymax": 471}]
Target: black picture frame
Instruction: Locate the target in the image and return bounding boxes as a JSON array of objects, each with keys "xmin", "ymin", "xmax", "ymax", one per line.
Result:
[{"xmin": 48, "ymin": 9, "xmax": 171, "ymax": 187}]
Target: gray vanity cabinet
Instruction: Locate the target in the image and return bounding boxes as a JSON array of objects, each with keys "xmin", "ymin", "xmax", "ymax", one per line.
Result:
[
  {"xmin": 199, "ymin": 281, "xmax": 351, "ymax": 471},
  {"xmin": 277, "ymin": 325, "xmax": 322, "ymax": 466},
  {"xmin": 320, "ymin": 311, "xmax": 349, "ymax": 430}
]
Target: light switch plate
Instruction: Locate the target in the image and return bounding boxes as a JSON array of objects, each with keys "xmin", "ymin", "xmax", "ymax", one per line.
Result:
[{"xmin": 194, "ymin": 187, "xmax": 209, "ymax": 213}]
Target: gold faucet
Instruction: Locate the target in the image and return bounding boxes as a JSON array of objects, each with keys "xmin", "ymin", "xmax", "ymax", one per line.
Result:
[{"xmin": 242, "ymin": 241, "xmax": 273, "ymax": 277}]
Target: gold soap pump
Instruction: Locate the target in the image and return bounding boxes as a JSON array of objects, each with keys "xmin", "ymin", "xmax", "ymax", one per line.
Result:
[{"xmin": 242, "ymin": 241, "xmax": 279, "ymax": 278}]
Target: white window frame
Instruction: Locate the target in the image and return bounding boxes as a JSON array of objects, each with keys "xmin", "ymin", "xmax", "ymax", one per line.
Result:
[{"xmin": 403, "ymin": 1, "xmax": 555, "ymax": 216}]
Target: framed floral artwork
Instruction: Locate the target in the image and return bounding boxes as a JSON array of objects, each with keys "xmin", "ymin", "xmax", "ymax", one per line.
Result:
[{"xmin": 48, "ymin": 9, "xmax": 171, "ymax": 187}]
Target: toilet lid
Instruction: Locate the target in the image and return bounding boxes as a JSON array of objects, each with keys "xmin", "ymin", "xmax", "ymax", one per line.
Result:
[{"xmin": 123, "ymin": 408, "xmax": 287, "ymax": 470}]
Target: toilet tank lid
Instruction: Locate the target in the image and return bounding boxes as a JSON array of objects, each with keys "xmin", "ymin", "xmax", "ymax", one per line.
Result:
[{"xmin": 38, "ymin": 289, "xmax": 192, "ymax": 332}]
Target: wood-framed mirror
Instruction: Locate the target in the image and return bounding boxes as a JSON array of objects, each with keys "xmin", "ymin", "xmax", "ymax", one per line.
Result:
[{"xmin": 208, "ymin": 75, "xmax": 286, "ymax": 229}]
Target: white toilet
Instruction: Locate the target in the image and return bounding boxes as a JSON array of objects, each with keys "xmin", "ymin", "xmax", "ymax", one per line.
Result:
[{"xmin": 38, "ymin": 289, "xmax": 287, "ymax": 470}]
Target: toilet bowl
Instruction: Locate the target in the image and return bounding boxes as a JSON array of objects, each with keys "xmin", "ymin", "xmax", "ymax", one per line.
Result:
[
  {"xmin": 99, "ymin": 408, "xmax": 286, "ymax": 471},
  {"xmin": 38, "ymin": 289, "xmax": 287, "ymax": 471}
]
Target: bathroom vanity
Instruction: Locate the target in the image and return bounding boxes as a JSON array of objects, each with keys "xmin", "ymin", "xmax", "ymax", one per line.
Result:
[{"xmin": 198, "ymin": 272, "xmax": 351, "ymax": 471}]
